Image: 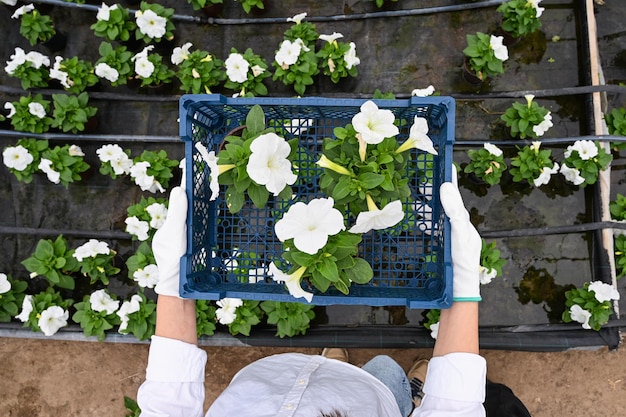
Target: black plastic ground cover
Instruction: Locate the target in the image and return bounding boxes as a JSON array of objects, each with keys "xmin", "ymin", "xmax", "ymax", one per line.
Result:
[{"xmin": 0, "ymin": 0, "xmax": 623, "ymax": 350}]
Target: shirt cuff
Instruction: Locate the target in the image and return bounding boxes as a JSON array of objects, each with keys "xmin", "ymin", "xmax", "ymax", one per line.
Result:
[
  {"xmin": 145, "ymin": 335, "xmax": 207, "ymax": 383},
  {"xmin": 423, "ymin": 352, "xmax": 486, "ymax": 403}
]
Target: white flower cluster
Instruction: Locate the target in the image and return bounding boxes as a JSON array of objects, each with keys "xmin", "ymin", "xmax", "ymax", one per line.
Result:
[
  {"xmin": 96, "ymin": 3, "xmax": 118, "ymax": 21},
  {"xmin": 489, "ymin": 35, "xmax": 509, "ymax": 62},
  {"xmin": 3, "ymin": 143, "xmax": 84, "ymax": 184},
  {"xmin": 559, "ymin": 140, "xmax": 600, "ymax": 186},
  {"xmin": 125, "ymin": 202, "xmax": 168, "ymax": 241},
  {"xmin": 132, "ymin": 46, "xmax": 156, "ymax": 79},
  {"xmin": 89, "ymin": 289, "xmax": 120, "ymax": 315},
  {"xmin": 96, "ymin": 143, "xmax": 133, "ymax": 176},
  {"xmin": 135, "ymin": 9, "xmax": 167, "ymax": 40},
  {"xmin": 117, "ymin": 294, "xmax": 142, "ymax": 333},
  {"xmin": 50, "ymin": 56, "xmax": 73, "ymax": 89},
  {"xmin": 569, "ymin": 281, "xmax": 620, "ymax": 330},
  {"xmin": 4, "ymin": 47, "xmax": 50, "ymax": 75},
  {"xmin": 16, "ymin": 295, "xmax": 69, "ymax": 336}
]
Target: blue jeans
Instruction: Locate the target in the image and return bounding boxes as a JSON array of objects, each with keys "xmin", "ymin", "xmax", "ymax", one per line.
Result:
[{"xmin": 361, "ymin": 355, "xmax": 413, "ymax": 417}]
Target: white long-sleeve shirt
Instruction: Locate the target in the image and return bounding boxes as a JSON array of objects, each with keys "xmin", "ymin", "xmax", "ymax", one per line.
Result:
[{"xmin": 137, "ymin": 336, "xmax": 486, "ymax": 417}]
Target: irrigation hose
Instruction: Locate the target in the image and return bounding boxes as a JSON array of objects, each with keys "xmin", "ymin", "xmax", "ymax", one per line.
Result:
[{"xmin": 31, "ymin": 0, "xmax": 510, "ymax": 25}]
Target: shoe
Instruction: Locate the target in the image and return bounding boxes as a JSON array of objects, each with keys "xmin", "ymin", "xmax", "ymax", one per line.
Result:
[
  {"xmin": 321, "ymin": 348, "xmax": 349, "ymax": 362},
  {"xmin": 407, "ymin": 359, "xmax": 429, "ymax": 408}
]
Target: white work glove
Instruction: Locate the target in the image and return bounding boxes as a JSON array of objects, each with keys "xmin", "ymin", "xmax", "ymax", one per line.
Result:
[
  {"xmin": 440, "ymin": 178, "xmax": 482, "ymax": 302},
  {"xmin": 153, "ymin": 165, "xmax": 188, "ymax": 297}
]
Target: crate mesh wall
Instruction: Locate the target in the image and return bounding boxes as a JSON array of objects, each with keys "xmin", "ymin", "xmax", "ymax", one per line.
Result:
[{"xmin": 179, "ymin": 95, "xmax": 454, "ymax": 308}]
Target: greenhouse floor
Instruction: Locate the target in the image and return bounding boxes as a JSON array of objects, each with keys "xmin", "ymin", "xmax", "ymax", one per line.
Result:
[{"xmin": 1, "ymin": 336, "xmax": 625, "ymax": 417}]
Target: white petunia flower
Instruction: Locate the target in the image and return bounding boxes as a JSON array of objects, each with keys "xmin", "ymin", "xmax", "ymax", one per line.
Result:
[
  {"xmin": 96, "ymin": 143, "xmax": 125, "ymax": 163},
  {"xmin": 484, "ymin": 142, "xmax": 503, "ymax": 157},
  {"xmin": 133, "ymin": 56, "xmax": 155, "ymax": 78},
  {"xmin": 251, "ymin": 64, "xmax": 265, "ymax": 77},
  {"xmin": 146, "ymin": 202, "xmax": 168, "ymax": 229},
  {"xmin": 25, "ymin": 51, "xmax": 50, "ymax": 69},
  {"xmin": 1, "ymin": 0, "xmax": 18, "ymax": 6},
  {"xmin": 429, "ymin": 321, "xmax": 439, "ymax": 339},
  {"xmin": 38, "ymin": 306, "xmax": 69, "ymax": 336},
  {"xmin": 533, "ymin": 162, "xmax": 558, "ymax": 187},
  {"xmin": 89, "ymin": 289, "xmax": 119, "ymax": 315},
  {"xmin": 38, "ymin": 159, "xmax": 61, "ymax": 184},
  {"xmin": 69, "ymin": 144, "xmax": 85, "ymax": 157},
  {"xmin": 287, "ymin": 12, "xmax": 307, "ymax": 24},
  {"xmin": 532, "ymin": 112, "xmax": 553, "ymax": 137},
  {"xmin": 135, "ymin": 9, "xmax": 167, "ymax": 39},
  {"xmin": 4, "ymin": 102, "xmax": 16, "ymax": 118},
  {"xmin": 275, "ymin": 39, "xmax": 302, "ymax": 69},
  {"xmin": 225, "ymin": 53, "xmax": 250, "ymax": 84},
  {"xmin": 111, "ymin": 154, "xmax": 133, "ymax": 175},
  {"xmin": 16, "ymin": 295, "xmax": 34, "ymax": 322},
  {"xmin": 566, "ymin": 140, "xmax": 598, "ymax": 161},
  {"xmin": 319, "ymin": 32, "xmax": 344, "ymax": 43},
  {"xmin": 73, "ymin": 239, "xmax": 110, "ymax": 262},
  {"xmin": 396, "ymin": 116, "xmax": 437, "ymax": 155},
  {"xmin": 28, "ymin": 102, "xmax": 46, "ymax": 118},
  {"xmin": 246, "ymin": 132, "xmax": 297, "ymax": 196},
  {"xmin": 117, "ymin": 294, "xmax": 143, "ymax": 332},
  {"xmin": 50, "ymin": 56, "xmax": 72, "ymax": 89},
  {"xmin": 352, "ymin": 100, "xmax": 400, "ymax": 145},
  {"xmin": 3, "ymin": 145, "xmax": 34, "ymax": 171},
  {"xmin": 489, "ymin": 35, "xmax": 509, "ymax": 62},
  {"xmin": 215, "ymin": 298, "xmax": 243, "ymax": 325},
  {"xmin": 569, "ymin": 304, "xmax": 591, "ymax": 329},
  {"xmin": 133, "ymin": 264, "xmax": 159, "ymax": 288},
  {"xmin": 559, "ymin": 164, "xmax": 585, "ymax": 186},
  {"xmin": 96, "ymin": 3, "xmax": 118, "ymax": 21},
  {"xmin": 411, "ymin": 85, "xmax": 435, "ymax": 97},
  {"xmin": 268, "ymin": 263, "xmax": 313, "ymax": 303},
  {"xmin": 529, "ymin": 0, "xmax": 545, "ymax": 18},
  {"xmin": 11, "ymin": 4, "xmax": 34, "ymax": 19},
  {"xmin": 95, "ymin": 62, "xmax": 120, "ymax": 82},
  {"xmin": 0, "ymin": 273, "xmax": 11, "ymax": 294},
  {"xmin": 588, "ymin": 281, "xmax": 620, "ymax": 303},
  {"xmin": 275, "ymin": 197, "xmax": 346, "ymax": 255},
  {"xmin": 125, "ymin": 216, "xmax": 150, "ymax": 241},
  {"xmin": 349, "ymin": 198, "xmax": 405, "ymax": 234},
  {"xmin": 479, "ymin": 266, "xmax": 497, "ymax": 285},
  {"xmin": 130, "ymin": 161, "xmax": 163, "ymax": 193},
  {"xmin": 171, "ymin": 42, "xmax": 192, "ymax": 65},
  {"xmin": 4, "ymin": 47, "xmax": 27, "ymax": 75},
  {"xmin": 344, "ymin": 42, "xmax": 360, "ymax": 70}
]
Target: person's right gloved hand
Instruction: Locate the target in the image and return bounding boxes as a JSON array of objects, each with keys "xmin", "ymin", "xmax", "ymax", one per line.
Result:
[{"xmin": 440, "ymin": 178, "xmax": 482, "ymax": 302}]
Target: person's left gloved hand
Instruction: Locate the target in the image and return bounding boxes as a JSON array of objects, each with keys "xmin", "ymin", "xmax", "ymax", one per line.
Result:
[{"xmin": 152, "ymin": 163, "xmax": 188, "ymax": 297}]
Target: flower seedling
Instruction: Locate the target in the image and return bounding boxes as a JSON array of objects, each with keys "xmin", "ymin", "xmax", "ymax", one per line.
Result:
[
  {"xmin": 497, "ymin": 0, "xmax": 544, "ymax": 38},
  {"xmin": 562, "ymin": 281, "xmax": 620, "ymax": 330},
  {"xmin": 316, "ymin": 32, "xmax": 360, "ymax": 84},
  {"xmin": 174, "ymin": 46, "xmax": 225, "ymax": 93},
  {"xmin": 509, "ymin": 141, "xmax": 556, "ymax": 187},
  {"xmin": 91, "ymin": 3, "xmax": 137, "ymax": 42},
  {"xmin": 4, "ymin": 47, "xmax": 50, "ymax": 90},
  {"xmin": 134, "ymin": 1, "xmax": 175, "ymax": 44},
  {"xmin": 73, "ymin": 239, "xmax": 120, "ymax": 286},
  {"xmin": 501, "ymin": 95, "xmax": 552, "ymax": 139},
  {"xmin": 21, "ymin": 235, "xmax": 79, "ymax": 289},
  {"xmin": 463, "ymin": 32, "xmax": 509, "ymax": 81},
  {"xmin": 13, "ymin": 4, "xmax": 56, "ymax": 46},
  {"xmin": 260, "ymin": 300, "xmax": 316, "ymax": 338},
  {"xmin": 464, "ymin": 143, "xmax": 507, "ymax": 186},
  {"xmin": 559, "ymin": 140, "xmax": 612, "ymax": 187},
  {"xmin": 72, "ymin": 289, "xmax": 121, "ymax": 341},
  {"xmin": 5, "ymin": 94, "xmax": 53, "ymax": 134},
  {"xmin": 95, "ymin": 42, "xmax": 133, "ymax": 86},
  {"xmin": 223, "ymin": 47, "xmax": 271, "ymax": 97},
  {"xmin": 0, "ymin": 274, "xmax": 27, "ymax": 323},
  {"xmin": 51, "ymin": 92, "xmax": 98, "ymax": 134}
]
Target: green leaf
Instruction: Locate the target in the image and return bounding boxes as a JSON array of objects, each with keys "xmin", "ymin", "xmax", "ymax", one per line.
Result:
[
  {"xmin": 248, "ymin": 183, "xmax": 269, "ymax": 209},
  {"xmin": 245, "ymin": 105, "xmax": 265, "ymax": 136},
  {"xmin": 344, "ymin": 258, "xmax": 374, "ymax": 284}
]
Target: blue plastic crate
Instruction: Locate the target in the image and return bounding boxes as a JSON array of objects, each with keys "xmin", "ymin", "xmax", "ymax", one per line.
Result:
[{"xmin": 179, "ymin": 94, "xmax": 454, "ymax": 309}]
